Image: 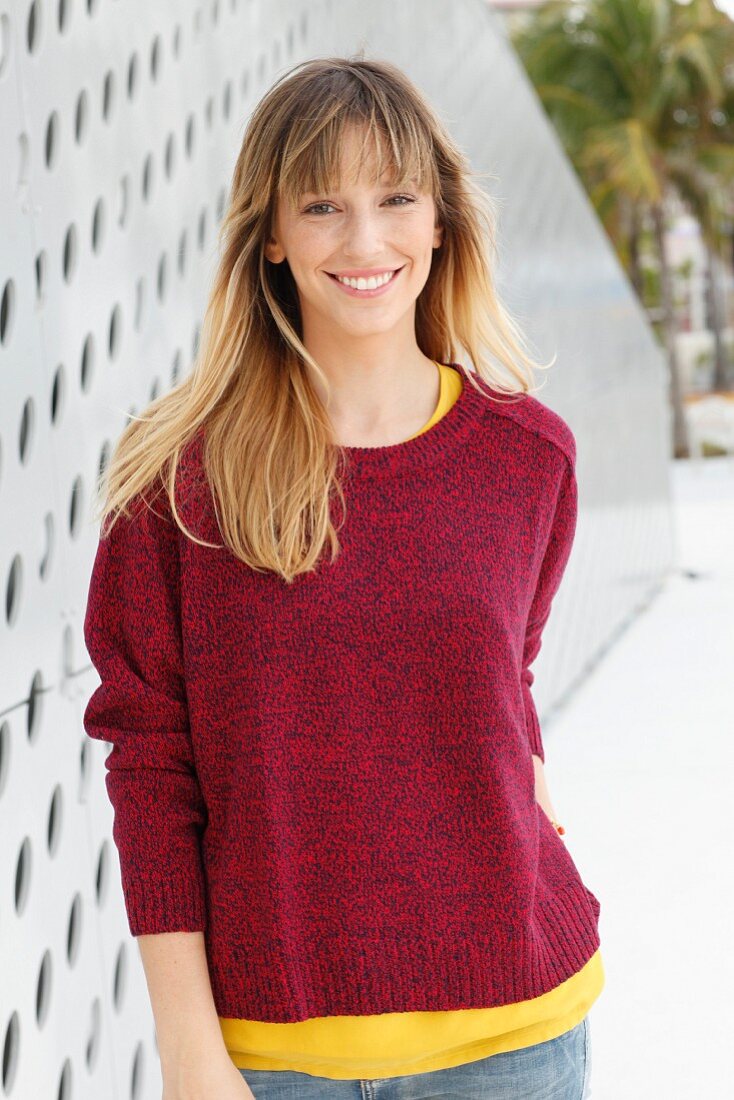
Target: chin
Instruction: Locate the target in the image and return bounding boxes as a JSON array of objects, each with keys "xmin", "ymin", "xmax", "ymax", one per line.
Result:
[{"xmin": 337, "ymin": 315, "xmax": 406, "ymax": 336}]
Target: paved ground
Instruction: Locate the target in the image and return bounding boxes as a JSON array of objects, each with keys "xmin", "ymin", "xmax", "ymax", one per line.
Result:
[{"xmin": 544, "ymin": 455, "xmax": 734, "ymax": 1099}]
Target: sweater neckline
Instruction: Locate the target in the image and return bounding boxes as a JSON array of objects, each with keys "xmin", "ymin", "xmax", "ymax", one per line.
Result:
[{"xmin": 340, "ymin": 363, "xmax": 487, "ymax": 479}]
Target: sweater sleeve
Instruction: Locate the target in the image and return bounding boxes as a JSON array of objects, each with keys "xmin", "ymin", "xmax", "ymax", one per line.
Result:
[
  {"xmin": 521, "ymin": 453, "xmax": 578, "ymax": 763},
  {"xmin": 82, "ymin": 488, "xmax": 208, "ymax": 936}
]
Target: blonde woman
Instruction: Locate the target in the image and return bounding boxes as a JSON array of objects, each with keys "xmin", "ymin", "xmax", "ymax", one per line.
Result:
[{"xmin": 83, "ymin": 56, "xmax": 604, "ymax": 1100}]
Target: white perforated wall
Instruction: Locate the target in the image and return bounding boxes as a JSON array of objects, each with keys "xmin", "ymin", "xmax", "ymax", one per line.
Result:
[{"xmin": 0, "ymin": 1, "xmax": 673, "ymax": 1097}]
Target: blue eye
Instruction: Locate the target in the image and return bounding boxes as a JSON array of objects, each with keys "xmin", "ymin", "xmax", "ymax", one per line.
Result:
[{"xmin": 304, "ymin": 195, "xmax": 416, "ymax": 215}]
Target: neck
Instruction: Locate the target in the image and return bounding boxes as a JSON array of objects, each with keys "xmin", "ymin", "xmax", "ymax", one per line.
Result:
[{"xmin": 305, "ymin": 354, "xmax": 442, "ymax": 449}]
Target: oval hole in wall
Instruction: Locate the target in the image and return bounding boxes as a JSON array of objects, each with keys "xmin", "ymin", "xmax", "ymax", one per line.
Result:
[
  {"xmin": 184, "ymin": 113, "xmax": 195, "ymax": 158},
  {"xmin": 95, "ymin": 839, "xmax": 109, "ymax": 903},
  {"xmin": 79, "ymin": 736, "xmax": 92, "ymax": 802},
  {"xmin": 67, "ymin": 892, "xmax": 83, "ymax": 965},
  {"xmin": 0, "ymin": 14, "xmax": 11, "ymax": 79},
  {"xmin": 133, "ymin": 276, "xmax": 146, "ymax": 332},
  {"xmin": 28, "ymin": 670, "xmax": 44, "ymax": 742},
  {"xmin": 150, "ymin": 33, "xmax": 162, "ymax": 81},
  {"xmin": 75, "ymin": 87, "xmax": 90, "ymax": 143},
  {"xmin": 101, "ymin": 68, "xmax": 116, "ymax": 121},
  {"xmin": 62, "ymin": 223, "xmax": 78, "ymax": 283},
  {"xmin": 17, "ymin": 131, "xmax": 30, "ymax": 191},
  {"xmin": 36, "ymin": 949, "xmax": 53, "ymax": 1025},
  {"xmin": 19, "ymin": 397, "xmax": 35, "ymax": 464},
  {"xmin": 131, "ymin": 1041, "xmax": 144, "ymax": 1100},
  {"xmin": 102, "ymin": 69, "xmax": 116, "ymax": 121},
  {"xmin": 26, "ymin": 0, "xmax": 42, "ymax": 54},
  {"xmin": 44, "ymin": 110, "xmax": 60, "ymax": 169},
  {"xmin": 47, "ymin": 783, "xmax": 63, "ymax": 855},
  {"xmin": 5, "ymin": 554, "xmax": 22, "ymax": 627},
  {"xmin": 177, "ymin": 229, "xmax": 188, "ymax": 276},
  {"xmin": 156, "ymin": 253, "xmax": 168, "ymax": 302},
  {"xmin": 51, "ymin": 362, "xmax": 66, "ymax": 423},
  {"xmin": 91, "ymin": 196, "xmax": 106, "ymax": 253},
  {"xmin": 35, "ymin": 249, "xmax": 48, "ymax": 302},
  {"xmin": 142, "ymin": 152, "xmax": 154, "ymax": 202},
  {"xmin": 86, "ymin": 998, "xmax": 101, "ymax": 1070},
  {"xmin": 1, "ymin": 1011, "xmax": 20, "ymax": 1092},
  {"xmin": 40, "ymin": 512, "xmax": 55, "ymax": 581},
  {"xmin": 113, "ymin": 942, "xmax": 127, "ymax": 1010},
  {"xmin": 164, "ymin": 132, "xmax": 176, "ymax": 179},
  {"xmin": 197, "ymin": 207, "xmax": 207, "ymax": 250},
  {"xmin": 127, "ymin": 52, "xmax": 139, "ymax": 99},
  {"xmin": 117, "ymin": 173, "xmax": 131, "ymax": 228},
  {"xmin": 69, "ymin": 475, "xmax": 84, "ymax": 539},
  {"xmin": 14, "ymin": 836, "xmax": 32, "ymax": 915},
  {"xmin": 57, "ymin": 1057, "xmax": 72, "ymax": 1100},
  {"xmin": 108, "ymin": 304, "xmax": 122, "ymax": 359},
  {"xmin": 80, "ymin": 332, "xmax": 95, "ymax": 392},
  {"xmin": 58, "ymin": 0, "xmax": 72, "ymax": 35},
  {"xmin": 1, "ymin": 278, "xmax": 16, "ymax": 345}
]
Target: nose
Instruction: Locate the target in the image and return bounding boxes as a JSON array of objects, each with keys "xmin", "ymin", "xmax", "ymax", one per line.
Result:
[{"xmin": 341, "ymin": 209, "xmax": 385, "ymax": 260}]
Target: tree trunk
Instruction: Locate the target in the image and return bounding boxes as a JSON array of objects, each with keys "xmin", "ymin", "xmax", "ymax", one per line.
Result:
[
  {"xmin": 651, "ymin": 201, "xmax": 689, "ymax": 458},
  {"xmin": 705, "ymin": 244, "xmax": 729, "ymax": 392},
  {"xmin": 629, "ymin": 201, "xmax": 643, "ymax": 299}
]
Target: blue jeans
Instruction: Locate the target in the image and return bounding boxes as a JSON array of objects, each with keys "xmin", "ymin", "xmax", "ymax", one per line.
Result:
[{"xmin": 239, "ymin": 1016, "xmax": 592, "ymax": 1098}]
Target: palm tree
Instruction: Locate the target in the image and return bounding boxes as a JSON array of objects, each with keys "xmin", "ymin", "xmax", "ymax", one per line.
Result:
[
  {"xmin": 511, "ymin": 0, "xmax": 734, "ymax": 457},
  {"xmin": 659, "ymin": 0, "xmax": 734, "ymax": 392}
]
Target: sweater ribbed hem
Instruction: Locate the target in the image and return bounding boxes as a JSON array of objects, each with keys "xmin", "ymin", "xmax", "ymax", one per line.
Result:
[{"xmin": 211, "ymin": 878, "xmax": 601, "ymax": 1023}]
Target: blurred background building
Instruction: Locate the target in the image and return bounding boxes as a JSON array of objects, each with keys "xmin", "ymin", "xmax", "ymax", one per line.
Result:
[{"xmin": 487, "ymin": 0, "xmax": 734, "ymax": 454}]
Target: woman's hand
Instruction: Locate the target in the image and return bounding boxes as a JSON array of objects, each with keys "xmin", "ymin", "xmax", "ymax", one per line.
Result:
[
  {"xmin": 162, "ymin": 1048, "xmax": 257, "ymax": 1100},
  {"xmin": 532, "ymin": 753, "xmax": 565, "ymax": 840}
]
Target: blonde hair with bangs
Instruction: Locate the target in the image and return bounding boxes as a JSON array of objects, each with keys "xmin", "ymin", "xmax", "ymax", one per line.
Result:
[{"xmin": 92, "ymin": 55, "xmax": 554, "ymax": 583}]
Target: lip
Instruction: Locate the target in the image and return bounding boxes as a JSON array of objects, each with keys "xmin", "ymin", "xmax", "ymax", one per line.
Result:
[{"xmin": 326, "ymin": 266, "xmax": 404, "ymax": 298}]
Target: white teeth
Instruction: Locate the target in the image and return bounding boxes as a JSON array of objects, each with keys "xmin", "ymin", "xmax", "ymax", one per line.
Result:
[{"xmin": 334, "ymin": 270, "xmax": 397, "ymax": 290}]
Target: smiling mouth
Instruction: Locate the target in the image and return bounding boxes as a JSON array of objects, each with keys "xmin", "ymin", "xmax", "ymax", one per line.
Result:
[{"xmin": 326, "ymin": 266, "xmax": 405, "ymax": 291}]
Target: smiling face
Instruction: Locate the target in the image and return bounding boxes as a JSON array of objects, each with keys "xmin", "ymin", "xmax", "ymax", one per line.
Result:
[{"xmin": 264, "ymin": 123, "xmax": 444, "ymax": 346}]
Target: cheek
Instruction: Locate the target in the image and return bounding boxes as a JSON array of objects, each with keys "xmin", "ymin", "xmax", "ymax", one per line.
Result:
[
  {"xmin": 281, "ymin": 225, "xmax": 325, "ymax": 267},
  {"xmin": 291, "ymin": 238, "xmax": 321, "ymax": 270},
  {"xmin": 402, "ymin": 217, "xmax": 440, "ymax": 255}
]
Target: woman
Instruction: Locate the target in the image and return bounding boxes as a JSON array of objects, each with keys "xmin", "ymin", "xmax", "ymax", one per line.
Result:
[{"xmin": 83, "ymin": 56, "xmax": 604, "ymax": 1100}]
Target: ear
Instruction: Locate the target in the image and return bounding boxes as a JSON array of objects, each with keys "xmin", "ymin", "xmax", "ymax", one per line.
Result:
[
  {"xmin": 264, "ymin": 237, "xmax": 286, "ymax": 264},
  {"xmin": 433, "ymin": 222, "xmax": 444, "ymax": 249}
]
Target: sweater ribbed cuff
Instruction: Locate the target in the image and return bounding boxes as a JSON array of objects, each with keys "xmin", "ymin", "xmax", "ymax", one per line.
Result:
[
  {"xmin": 121, "ymin": 870, "xmax": 207, "ymax": 936},
  {"xmin": 521, "ymin": 676, "xmax": 545, "ymax": 762}
]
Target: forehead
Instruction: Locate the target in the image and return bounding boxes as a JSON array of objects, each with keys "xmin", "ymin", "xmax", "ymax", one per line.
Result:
[
  {"xmin": 294, "ymin": 117, "xmax": 426, "ymax": 179},
  {"xmin": 336, "ymin": 128, "xmax": 401, "ymax": 171},
  {"xmin": 298, "ymin": 171, "xmax": 420, "ymax": 196},
  {"xmin": 307, "ymin": 141, "xmax": 411, "ymax": 189}
]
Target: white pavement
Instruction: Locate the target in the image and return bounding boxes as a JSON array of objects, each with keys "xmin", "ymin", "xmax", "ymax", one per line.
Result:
[{"xmin": 544, "ymin": 455, "xmax": 734, "ymax": 1099}]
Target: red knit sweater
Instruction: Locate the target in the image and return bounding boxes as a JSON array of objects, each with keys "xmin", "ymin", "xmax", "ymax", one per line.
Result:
[{"xmin": 82, "ymin": 363, "xmax": 601, "ymax": 1024}]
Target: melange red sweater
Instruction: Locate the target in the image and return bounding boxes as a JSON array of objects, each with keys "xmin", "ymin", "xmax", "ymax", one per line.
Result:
[{"xmin": 82, "ymin": 363, "xmax": 601, "ymax": 1024}]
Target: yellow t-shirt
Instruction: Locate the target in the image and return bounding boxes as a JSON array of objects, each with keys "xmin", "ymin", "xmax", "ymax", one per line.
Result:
[{"xmin": 220, "ymin": 362, "xmax": 604, "ymax": 1078}]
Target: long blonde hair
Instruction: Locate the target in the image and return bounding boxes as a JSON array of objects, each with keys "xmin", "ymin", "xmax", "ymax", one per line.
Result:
[{"xmin": 92, "ymin": 55, "xmax": 554, "ymax": 583}]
